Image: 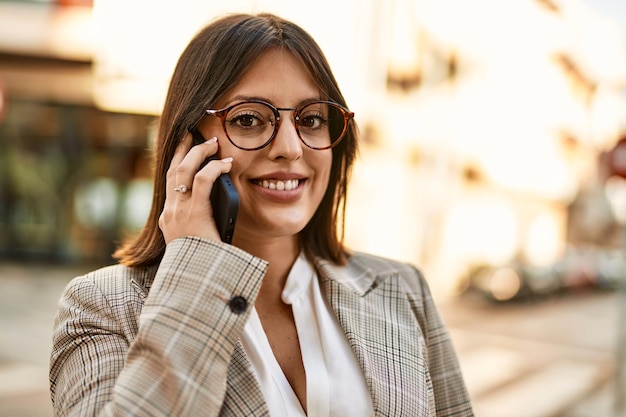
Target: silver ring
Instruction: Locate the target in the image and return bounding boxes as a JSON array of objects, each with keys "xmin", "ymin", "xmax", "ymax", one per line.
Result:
[{"xmin": 174, "ymin": 184, "xmax": 189, "ymax": 193}]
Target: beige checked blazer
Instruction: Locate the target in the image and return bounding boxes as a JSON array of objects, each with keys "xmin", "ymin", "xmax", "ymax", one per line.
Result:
[{"xmin": 50, "ymin": 237, "xmax": 473, "ymax": 416}]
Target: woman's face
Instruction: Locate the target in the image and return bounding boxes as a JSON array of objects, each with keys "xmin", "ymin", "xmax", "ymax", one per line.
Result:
[{"xmin": 197, "ymin": 49, "xmax": 332, "ymax": 246}]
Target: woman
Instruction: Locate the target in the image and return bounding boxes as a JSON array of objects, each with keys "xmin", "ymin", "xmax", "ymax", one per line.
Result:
[{"xmin": 50, "ymin": 13, "xmax": 473, "ymax": 417}]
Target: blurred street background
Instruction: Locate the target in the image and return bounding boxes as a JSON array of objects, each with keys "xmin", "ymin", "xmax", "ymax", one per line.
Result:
[{"xmin": 2, "ymin": 0, "xmax": 626, "ymax": 416}]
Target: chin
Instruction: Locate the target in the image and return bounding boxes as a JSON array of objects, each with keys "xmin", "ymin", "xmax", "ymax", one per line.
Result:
[
  {"xmin": 268, "ymin": 220, "xmax": 309, "ymax": 237},
  {"xmin": 239, "ymin": 213, "xmax": 310, "ymax": 239}
]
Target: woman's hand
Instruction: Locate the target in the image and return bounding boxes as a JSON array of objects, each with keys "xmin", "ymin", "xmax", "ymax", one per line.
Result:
[{"xmin": 159, "ymin": 132, "xmax": 234, "ymax": 244}]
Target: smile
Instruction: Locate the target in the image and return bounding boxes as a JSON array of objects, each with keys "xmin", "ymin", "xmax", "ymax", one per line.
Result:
[{"xmin": 254, "ymin": 179, "xmax": 300, "ymax": 191}]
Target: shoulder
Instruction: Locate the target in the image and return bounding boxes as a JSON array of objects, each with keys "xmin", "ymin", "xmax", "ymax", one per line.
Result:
[
  {"xmin": 349, "ymin": 251, "xmax": 432, "ymax": 297},
  {"xmin": 316, "ymin": 250, "xmax": 428, "ymax": 298},
  {"xmin": 347, "ymin": 251, "xmax": 421, "ymax": 277},
  {"xmin": 62, "ymin": 263, "xmax": 156, "ymax": 310},
  {"xmin": 57, "ymin": 264, "xmax": 157, "ymax": 338}
]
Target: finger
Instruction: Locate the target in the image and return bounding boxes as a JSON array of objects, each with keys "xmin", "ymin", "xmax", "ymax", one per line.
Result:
[
  {"xmin": 165, "ymin": 132, "xmax": 194, "ymax": 199},
  {"xmin": 173, "ymin": 137, "xmax": 219, "ymax": 195},
  {"xmin": 160, "ymin": 151, "xmax": 233, "ymax": 244},
  {"xmin": 192, "ymin": 156, "xmax": 234, "ymax": 192},
  {"xmin": 172, "ymin": 131, "xmax": 194, "ymax": 166}
]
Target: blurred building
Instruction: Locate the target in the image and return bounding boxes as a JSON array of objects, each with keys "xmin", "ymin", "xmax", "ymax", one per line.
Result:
[
  {"xmin": 1, "ymin": 0, "xmax": 625, "ymax": 298},
  {"xmin": 0, "ymin": 0, "xmax": 156, "ymax": 263},
  {"xmin": 344, "ymin": 0, "xmax": 626, "ymax": 297}
]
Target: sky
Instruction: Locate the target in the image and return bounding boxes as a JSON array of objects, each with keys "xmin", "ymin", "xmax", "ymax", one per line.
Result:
[
  {"xmin": 588, "ymin": 0, "xmax": 626, "ymax": 19},
  {"xmin": 584, "ymin": 0, "xmax": 626, "ymax": 44}
]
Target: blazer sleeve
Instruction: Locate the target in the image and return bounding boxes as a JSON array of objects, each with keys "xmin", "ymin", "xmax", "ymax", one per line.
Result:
[
  {"xmin": 50, "ymin": 237, "xmax": 267, "ymax": 417},
  {"xmin": 412, "ymin": 268, "xmax": 474, "ymax": 416}
]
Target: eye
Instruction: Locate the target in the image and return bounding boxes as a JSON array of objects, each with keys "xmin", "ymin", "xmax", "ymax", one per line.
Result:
[
  {"xmin": 228, "ymin": 112, "xmax": 262, "ymax": 128},
  {"xmin": 299, "ymin": 112, "xmax": 328, "ymax": 130},
  {"xmin": 225, "ymin": 102, "xmax": 275, "ymax": 131}
]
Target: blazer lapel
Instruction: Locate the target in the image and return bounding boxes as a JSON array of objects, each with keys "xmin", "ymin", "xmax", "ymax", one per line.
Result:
[
  {"xmin": 221, "ymin": 341, "xmax": 269, "ymax": 416},
  {"xmin": 315, "ymin": 257, "xmax": 435, "ymax": 417}
]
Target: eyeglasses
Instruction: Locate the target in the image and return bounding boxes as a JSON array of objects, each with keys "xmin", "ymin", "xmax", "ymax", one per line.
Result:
[{"xmin": 204, "ymin": 100, "xmax": 354, "ymax": 151}]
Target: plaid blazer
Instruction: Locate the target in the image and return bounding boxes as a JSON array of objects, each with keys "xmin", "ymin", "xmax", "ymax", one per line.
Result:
[{"xmin": 50, "ymin": 237, "xmax": 473, "ymax": 416}]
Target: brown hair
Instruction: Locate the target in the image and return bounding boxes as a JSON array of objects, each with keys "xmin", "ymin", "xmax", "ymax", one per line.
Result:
[{"xmin": 114, "ymin": 13, "xmax": 358, "ymax": 267}]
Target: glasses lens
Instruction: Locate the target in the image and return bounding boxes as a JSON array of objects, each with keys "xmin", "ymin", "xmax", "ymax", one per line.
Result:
[
  {"xmin": 224, "ymin": 102, "xmax": 276, "ymax": 149},
  {"xmin": 298, "ymin": 102, "xmax": 347, "ymax": 149}
]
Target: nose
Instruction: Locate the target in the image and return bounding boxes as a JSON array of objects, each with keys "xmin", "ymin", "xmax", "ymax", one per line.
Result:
[{"xmin": 267, "ymin": 115, "xmax": 303, "ymax": 161}]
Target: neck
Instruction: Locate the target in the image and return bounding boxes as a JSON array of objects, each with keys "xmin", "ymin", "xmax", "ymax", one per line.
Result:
[{"xmin": 233, "ymin": 234, "xmax": 300, "ymax": 302}]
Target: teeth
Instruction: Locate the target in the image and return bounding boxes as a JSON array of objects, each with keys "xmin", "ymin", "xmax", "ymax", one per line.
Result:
[{"xmin": 258, "ymin": 179, "xmax": 299, "ymax": 191}]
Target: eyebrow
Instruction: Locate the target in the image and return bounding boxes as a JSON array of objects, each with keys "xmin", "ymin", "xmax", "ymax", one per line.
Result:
[{"xmin": 225, "ymin": 94, "xmax": 322, "ymax": 108}]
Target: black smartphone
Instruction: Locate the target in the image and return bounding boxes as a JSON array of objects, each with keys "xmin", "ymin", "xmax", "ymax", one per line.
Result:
[{"xmin": 190, "ymin": 129, "xmax": 239, "ymax": 243}]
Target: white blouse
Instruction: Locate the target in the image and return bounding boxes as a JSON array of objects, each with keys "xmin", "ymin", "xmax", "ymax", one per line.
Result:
[{"xmin": 241, "ymin": 253, "xmax": 374, "ymax": 417}]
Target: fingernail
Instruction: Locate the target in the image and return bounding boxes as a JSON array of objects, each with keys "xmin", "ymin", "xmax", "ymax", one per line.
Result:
[
  {"xmin": 221, "ymin": 157, "xmax": 233, "ymax": 163},
  {"xmin": 205, "ymin": 137, "xmax": 217, "ymax": 144}
]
